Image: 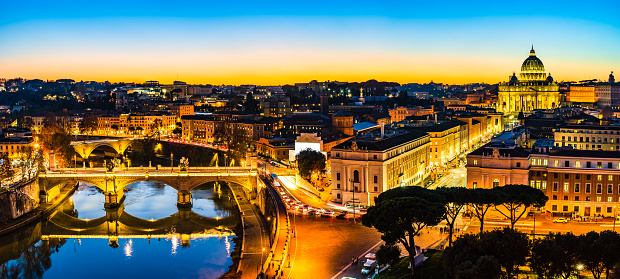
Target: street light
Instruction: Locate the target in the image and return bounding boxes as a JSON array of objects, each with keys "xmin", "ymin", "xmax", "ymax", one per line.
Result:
[
  {"xmin": 170, "ymin": 153, "xmax": 174, "ymax": 173},
  {"xmin": 614, "ymin": 206, "xmax": 617, "ymax": 232},
  {"xmin": 349, "ymin": 178, "xmax": 359, "ymax": 224}
]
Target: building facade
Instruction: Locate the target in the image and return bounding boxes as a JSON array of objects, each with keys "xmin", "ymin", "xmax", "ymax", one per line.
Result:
[
  {"xmin": 567, "ymin": 84, "xmax": 596, "ymax": 104},
  {"xmin": 554, "ymin": 125, "xmax": 620, "ymax": 151},
  {"xmin": 330, "ymin": 131, "xmax": 431, "ymax": 206},
  {"xmin": 388, "ymin": 106, "xmax": 434, "ymax": 123},
  {"xmin": 467, "ymin": 143, "xmax": 620, "ymax": 218},
  {"xmin": 97, "ymin": 113, "xmax": 176, "ymax": 136}
]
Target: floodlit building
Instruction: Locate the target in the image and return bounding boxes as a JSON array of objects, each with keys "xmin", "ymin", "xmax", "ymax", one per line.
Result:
[
  {"xmin": 467, "ymin": 142, "xmax": 620, "ymax": 218},
  {"xmin": 497, "ymin": 47, "xmax": 560, "ymax": 115},
  {"xmin": 554, "ymin": 125, "xmax": 620, "ymax": 151},
  {"xmin": 330, "ymin": 130, "xmax": 431, "ymax": 206}
]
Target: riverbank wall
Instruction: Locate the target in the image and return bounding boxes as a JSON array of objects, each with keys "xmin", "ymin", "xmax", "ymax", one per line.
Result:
[{"xmin": 0, "ymin": 178, "xmax": 40, "ymax": 225}]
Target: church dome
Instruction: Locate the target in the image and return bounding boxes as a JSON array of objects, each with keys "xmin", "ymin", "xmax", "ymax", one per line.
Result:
[
  {"xmin": 520, "ymin": 46, "xmax": 546, "ymax": 82},
  {"xmin": 546, "ymin": 73, "xmax": 553, "ymax": 83},
  {"xmin": 509, "ymin": 72, "xmax": 519, "ymax": 85}
]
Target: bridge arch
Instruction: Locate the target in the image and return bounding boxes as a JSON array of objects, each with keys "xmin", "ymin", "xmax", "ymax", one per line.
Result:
[
  {"xmin": 72, "ymin": 139, "xmax": 135, "ymax": 159},
  {"xmin": 40, "ymin": 169, "xmax": 257, "ymax": 209}
]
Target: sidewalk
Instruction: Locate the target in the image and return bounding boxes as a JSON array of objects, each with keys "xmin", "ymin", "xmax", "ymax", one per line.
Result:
[
  {"xmin": 261, "ymin": 181, "xmax": 292, "ymax": 279},
  {"xmin": 228, "ymin": 183, "xmax": 269, "ymax": 279}
]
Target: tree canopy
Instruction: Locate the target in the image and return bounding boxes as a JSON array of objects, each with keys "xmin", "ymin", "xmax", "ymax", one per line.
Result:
[
  {"xmin": 494, "ymin": 184, "xmax": 549, "ymax": 230},
  {"xmin": 295, "ymin": 148, "xmax": 326, "ymax": 180},
  {"xmin": 362, "ymin": 195, "xmax": 446, "ymax": 278}
]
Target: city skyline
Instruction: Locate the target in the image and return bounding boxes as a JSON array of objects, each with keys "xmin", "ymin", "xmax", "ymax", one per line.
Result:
[{"xmin": 1, "ymin": 0, "xmax": 619, "ymax": 85}]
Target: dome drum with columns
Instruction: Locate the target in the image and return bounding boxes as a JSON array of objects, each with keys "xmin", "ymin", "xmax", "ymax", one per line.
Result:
[{"xmin": 497, "ymin": 46, "xmax": 560, "ymax": 114}]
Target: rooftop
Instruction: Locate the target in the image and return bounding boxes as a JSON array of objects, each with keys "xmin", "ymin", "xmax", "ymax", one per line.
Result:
[{"xmin": 334, "ymin": 130, "xmax": 429, "ymax": 152}]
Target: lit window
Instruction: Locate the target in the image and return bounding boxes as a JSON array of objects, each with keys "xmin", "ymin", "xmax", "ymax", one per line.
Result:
[
  {"xmin": 564, "ymin": 183, "xmax": 569, "ymax": 192},
  {"xmin": 575, "ymin": 161, "xmax": 581, "ymax": 168},
  {"xmin": 597, "ymin": 196, "xmax": 602, "ymax": 202},
  {"xmin": 598, "ymin": 175, "xmax": 603, "ymax": 181}
]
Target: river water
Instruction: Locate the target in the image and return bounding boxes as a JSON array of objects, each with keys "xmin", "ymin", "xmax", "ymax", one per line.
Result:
[{"xmin": 0, "ymin": 181, "xmax": 240, "ymax": 279}]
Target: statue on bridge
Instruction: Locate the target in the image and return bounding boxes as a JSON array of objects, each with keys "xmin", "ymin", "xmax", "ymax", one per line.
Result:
[
  {"xmin": 105, "ymin": 160, "xmax": 115, "ymax": 173},
  {"xmin": 179, "ymin": 157, "xmax": 189, "ymax": 172}
]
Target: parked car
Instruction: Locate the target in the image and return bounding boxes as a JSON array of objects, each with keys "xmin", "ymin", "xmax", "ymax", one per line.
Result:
[
  {"xmin": 553, "ymin": 218, "xmax": 569, "ymax": 223},
  {"xmin": 336, "ymin": 212, "xmax": 349, "ymax": 219},
  {"xmin": 308, "ymin": 209, "xmax": 318, "ymax": 215},
  {"xmin": 321, "ymin": 210, "xmax": 335, "ymax": 217}
]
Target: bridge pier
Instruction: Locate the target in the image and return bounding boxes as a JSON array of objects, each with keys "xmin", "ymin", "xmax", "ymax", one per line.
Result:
[
  {"xmin": 104, "ymin": 190, "xmax": 125, "ymax": 209},
  {"xmin": 177, "ymin": 190, "xmax": 193, "ymax": 208}
]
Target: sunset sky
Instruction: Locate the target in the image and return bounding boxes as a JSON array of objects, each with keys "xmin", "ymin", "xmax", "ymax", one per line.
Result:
[{"xmin": 1, "ymin": 0, "xmax": 619, "ymax": 85}]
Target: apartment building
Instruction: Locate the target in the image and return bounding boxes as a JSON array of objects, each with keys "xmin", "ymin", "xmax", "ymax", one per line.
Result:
[
  {"xmin": 554, "ymin": 125, "xmax": 620, "ymax": 151},
  {"xmin": 401, "ymin": 121, "xmax": 464, "ymax": 168},
  {"xmin": 97, "ymin": 113, "xmax": 176, "ymax": 136},
  {"xmin": 388, "ymin": 106, "xmax": 434, "ymax": 122},
  {"xmin": 468, "ymin": 142, "xmax": 620, "ymax": 218}
]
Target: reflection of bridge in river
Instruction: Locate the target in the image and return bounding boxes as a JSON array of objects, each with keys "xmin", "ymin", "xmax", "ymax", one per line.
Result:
[{"xmin": 43, "ymin": 204, "xmax": 237, "ymax": 246}]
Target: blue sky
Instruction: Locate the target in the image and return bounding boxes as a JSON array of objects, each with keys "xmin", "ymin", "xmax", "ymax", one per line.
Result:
[{"xmin": 1, "ymin": 0, "xmax": 619, "ymax": 84}]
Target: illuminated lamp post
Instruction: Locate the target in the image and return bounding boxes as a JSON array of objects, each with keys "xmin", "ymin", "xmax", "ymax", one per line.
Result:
[
  {"xmin": 349, "ymin": 178, "xmax": 359, "ymax": 224},
  {"xmin": 614, "ymin": 206, "xmax": 617, "ymax": 232},
  {"xmin": 170, "ymin": 153, "xmax": 174, "ymax": 173}
]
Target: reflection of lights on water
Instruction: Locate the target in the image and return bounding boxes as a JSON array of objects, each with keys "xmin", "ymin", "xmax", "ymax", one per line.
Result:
[
  {"xmin": 171, "ymin": 235, "xmax": 179, "ymax": 255},
  {"xmin": 124, "ymin": 239, "xmax": 133, "ymax": 257},
  {"xmin": 225, "ymin": 236, "xmax": 231, "ymax": 256}
]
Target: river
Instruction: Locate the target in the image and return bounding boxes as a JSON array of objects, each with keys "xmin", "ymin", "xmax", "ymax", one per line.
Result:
[{"xmin": 0, "ymin": 181, "xmax": 240, "ymax": 279}]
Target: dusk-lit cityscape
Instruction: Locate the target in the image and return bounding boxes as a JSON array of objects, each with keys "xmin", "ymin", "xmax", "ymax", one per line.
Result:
[{"xmin": 1, "ymin": 1, "xmax": 620, "ymax": 279}]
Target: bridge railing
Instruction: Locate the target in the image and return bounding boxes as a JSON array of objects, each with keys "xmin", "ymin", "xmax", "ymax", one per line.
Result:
[{"xmin": 52, "ymin": 166, "xmax": 254, "ymax": 172}]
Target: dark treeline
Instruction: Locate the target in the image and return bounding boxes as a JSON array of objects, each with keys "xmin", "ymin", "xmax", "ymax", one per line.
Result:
[{"xmin": 445, "ymin": 228, "xmax": 620, "ymax": 279}]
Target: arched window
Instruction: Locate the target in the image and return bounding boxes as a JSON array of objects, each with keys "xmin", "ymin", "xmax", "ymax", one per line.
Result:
[
  {"xmin": 353, "ymin": 170, "xmax": 360, "ymax": 182},
  {"xmin": 493, "ymin": 179, "xmax": 500, "ymax": 188}
]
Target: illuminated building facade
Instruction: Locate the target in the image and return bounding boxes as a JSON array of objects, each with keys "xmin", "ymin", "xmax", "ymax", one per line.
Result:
[
  {"xmin": 467, "ymin": 143, "xmax": 620, "ymax": 218},
  {"xmin": 388, "ymin": 106, "xmax": 434, "ymax": 123},
  {"xmin": 567, "ymin": 85, "xmax": 597, "ymax": 104},
  {"xmin": 330, "ymin": 130, "xmax": 431, "ymax": 206},
  {"xmin": 497, "ymin": 47, "xmax": 560, "ymax": 115},
  {"xmin": 554, "ymin": 125, "xmax": 620, "ymax": 151}
]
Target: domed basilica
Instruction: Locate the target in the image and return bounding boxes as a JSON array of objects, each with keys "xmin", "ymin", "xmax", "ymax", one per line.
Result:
[{"xmin": 497, "ymin": 46, "xmax": 560, "ymax": 114}]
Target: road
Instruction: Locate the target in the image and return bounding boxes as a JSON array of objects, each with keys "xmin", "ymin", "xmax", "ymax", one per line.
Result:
[
  {"xmin": 428, "ymin": 165, "xmax": 467, "ymax": 190},
  {"xmin": 465, "ymin": 212, "xmax": 620, "ymax": 236}
]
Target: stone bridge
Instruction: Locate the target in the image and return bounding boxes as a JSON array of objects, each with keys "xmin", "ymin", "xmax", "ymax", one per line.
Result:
[
  {"xmin": 39, "ymin": 166, "xmax": 258, "ymax": 208},
  {"xmin": 71, "ymin": 138, "xmax": 135, "ymax": 161}
]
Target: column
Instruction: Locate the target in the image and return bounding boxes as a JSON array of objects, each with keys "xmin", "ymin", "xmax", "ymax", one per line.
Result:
[
  {"xmin": 104, "ymin": 190, "xmax": 124, "ymax": 208},
  {"xmin": 177, "ymin": 190, "xmax": 193, "ymax": 208}
]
